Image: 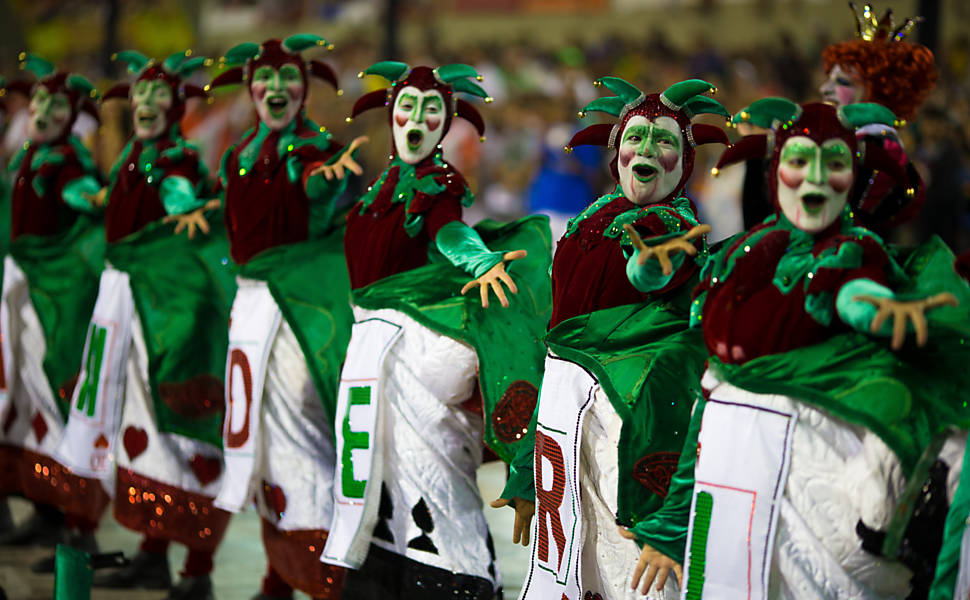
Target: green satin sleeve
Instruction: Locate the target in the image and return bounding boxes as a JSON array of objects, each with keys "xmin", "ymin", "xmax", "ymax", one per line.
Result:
[
  {"xmin": 500, "ymin": 401, "xmax": 539, "ymax": 502},
  {"xmin": 304, "ymin": 150, "xmax": 352, "ymax": 239},
  {"xmin": 61, "ymin": 175, "xmax": 101, "ymax": 214},
  {"xmin": 434, "ymin": 220, "xmax": 505, "ymax": 278},
  {"xmin": 160, "ymin": 175, "xmax": 206, "ymax": 215},
  {"xmin": 836, "ymin": 278, "xmax": 902, "ymax": 337},
  {"xmin": 627, "ymin": 249, "xmax": 683, "ymax": 293},
  {"xmin": 628, "ymin": 395, "xmax": 706, "ymax": 564}
]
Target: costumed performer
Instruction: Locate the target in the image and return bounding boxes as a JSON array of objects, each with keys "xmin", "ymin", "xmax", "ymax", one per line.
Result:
[
  {"xmin": 207, "ymin": 35, "xmax": 364, "ymax": 600},
  {"xmin": 322, "ymin": 61, "xmax": 552, "ymax": 600},
  {"xmin": 503, "ymin": 78, "xmax": 729, "ymax": 600},
  {"xmin": 629, "ymin": 99, "xmax": 970, "ymax": 599},
  {"xmin": 0, "ymin": 53, "xmax": 105, "ymax": 557}
]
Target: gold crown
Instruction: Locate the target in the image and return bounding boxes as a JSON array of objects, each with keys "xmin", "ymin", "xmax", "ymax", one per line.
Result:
[{"xmin": 850, "ymin": 2, "xmax": 922, "ymax": 43}]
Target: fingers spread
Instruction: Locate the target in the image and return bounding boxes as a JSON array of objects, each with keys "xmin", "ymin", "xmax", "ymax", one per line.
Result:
[
  {"xmin": 491, "ymin": 280, "xmax": 510, "ymax": 308},
  {"xmin": 623, "ymin": 224, "xmax": 648, "ymax": 253},
  {"xmin": 910, "ymin": 308, "xmax": 928, "ymax": 347},
  {"xmin": 871, "ymin": 303, "xmax": 891, "ymax": 334},
  {"xmin": 892, "ymin": 309, "xmax": 906, "ymax": 351},
  {"xmin": 503, "ymin": 249, "xmax": 528, "ymax": 261},
  {"xmin": 480, "ymin": 282, "xmax": 489, "ymax": 309},
  {"xmin": 498, "ymin": 270, "xmax": 518, "ymax": 295},
  {"xmin": 657, "ymin": 248, "xmax": 674, "ymax": 276},
  {"xmin": 460, "ymin": 280, "xmax": 477, "ymax": 295}
]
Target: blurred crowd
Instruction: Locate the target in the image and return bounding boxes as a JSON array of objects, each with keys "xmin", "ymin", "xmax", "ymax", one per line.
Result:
[{"xmin": 3, "ymin": 1, "xmax": 969, "ymax": 250}]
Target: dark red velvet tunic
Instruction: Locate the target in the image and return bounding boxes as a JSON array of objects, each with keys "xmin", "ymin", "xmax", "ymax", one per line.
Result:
[
  {"xmin": 549, "ymin": 196, "xmax": 698, "ymax": 329},
  {"xmin": 344, "ymin": 159, "xmax": 466, "ymax": 291},
  {"xmin": 223, "ymin": 126, "xmax": 340, "ymax": 265},
  {"xmin": 698, "ymin": 220, "xmax": 891, "ymax": 365},
  {"xmin": 11, "ymin": 139, "xmax": 86, "ymax": 241},
  {"xmin": 105, "ymin": 140, "xmax": 203, "ymax": 243}
]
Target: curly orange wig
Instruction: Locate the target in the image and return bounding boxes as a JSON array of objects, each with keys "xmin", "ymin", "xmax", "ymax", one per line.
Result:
[{"xmin": 822, "ymin": 39, "xmax": 937, "ymax": 121}]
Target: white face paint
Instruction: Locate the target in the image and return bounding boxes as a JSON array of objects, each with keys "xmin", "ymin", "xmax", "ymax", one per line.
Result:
[
  {"xmin": 250, "ymin": 63, "xmax": 304, "ymax": 131},
  {"xmin": 27, "ymin": 86, "xmax": 72, "ymax": 144},
  {"xmin": 616, "ymin": 115, "xmax": 684, "ymax": 206},
  {"xmin": 392, "ymin": 85, "xmax": 446, "ymax": 164},
  {"xmin": 131, "ymin": 79, "xmax": 173, "ymax": 140},
  {"xmin": 776, "ymin": 135, "xmax": 855, "ymax": 233},
  {"xmin": 820, "ymin": 64, "xmax": 865, "ymax": 108}
]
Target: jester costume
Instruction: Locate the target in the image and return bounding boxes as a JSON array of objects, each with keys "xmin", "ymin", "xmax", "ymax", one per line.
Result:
[
  {"xmin": 322, "ymin": 62, "xmax": 551, "ymax": 599},
  {"xmin": 632, "ymin": 100, "xmax": 970, "ymax": 599},
  {"xmin": 207, "ymin": 35, "xmax": 356, "ymax": 599},
  {"xmin": 45, "ymin": 50, "xmax": 235, "ymax": 598},
  {"xmin": 0, "ymin": 54, "xmax": 106, "ymax": 537},
  {"xmin": 505, "ymin": 79, "xmax": 728, "ymax": 600},
  {"xmin": 744, "ymin": 3, "xmax": 936, "ymax": 232}
]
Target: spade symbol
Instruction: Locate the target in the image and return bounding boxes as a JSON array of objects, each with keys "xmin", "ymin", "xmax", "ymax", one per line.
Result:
[
  {"xmin": 373, "ymin": 483, "xmax": 395, "ymax": 543},
  {"xmin": 406, "ymin": 497, "xmax": 438, "ymax": 554}
]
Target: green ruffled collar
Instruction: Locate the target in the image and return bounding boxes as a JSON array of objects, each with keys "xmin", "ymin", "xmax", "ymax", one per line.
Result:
[
  {"xmin": 356, "ymin": 153, "xmax": 473, "ymax": 238},
  {"xmin": 9, "ymin": 135, "xmax": 97, "ymax": 197},
  {"xmin": 106, "ymin": 124, "xmax": 208, "ymax": 195},
  {"xmin": 564, "ymin": 186, "xmax": 701, "ymax": 249},
  {"xmin": 700, "ymin": 207, "xmax": 904, "ymax": 326},
  {"xmin": 229, "ymin": 114, "xmax": 333, "ymax": 185}
]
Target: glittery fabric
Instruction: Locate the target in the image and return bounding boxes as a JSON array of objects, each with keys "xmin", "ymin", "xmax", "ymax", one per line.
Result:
[
  {"xmin": 0, "ymin": 256, "xmax": 108, "ymax": 520},
  {"xmin": 260, "ymin": 517, "xmax": 346, "ymax": 598},
  {"xmin": 113, "ymin": 315, "xmax": 230, "ymax": 550},
  {"xmin": 251, "ymin": 317, "xmax": 344, "ymax": 595},
  {"xmin": 343, "ymin": 307, "xmax": 499, "ymax": 593},
  {"xmin": 579, "ymin": 388, "xmax": 678, "ymax": 600}
]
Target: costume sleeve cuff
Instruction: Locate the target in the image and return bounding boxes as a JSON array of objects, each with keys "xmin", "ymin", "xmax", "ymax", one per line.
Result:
[
  {"xmin": 627, "ymin": 250, "xmax": 683, "ymax": 293},
  {"xmin": 161, "ymin": 175, "xmax": 206, "ymax": 215},
  {"xmin": 500, "ymin": 462, "xmax": 536, "ymax": 502},
  {"xmin": 836, "ymin": 278, "xmax": 900, "ymax": 337},
  {"xmin": 434, "ymin": 220, "xmax": 504, "ymax": 278},
  {"xmin": 61, "ymin": 176, "xmax": 102, "ymax": 214}
]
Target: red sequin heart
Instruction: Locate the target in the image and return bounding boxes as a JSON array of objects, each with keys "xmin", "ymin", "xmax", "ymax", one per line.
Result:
[
  {"xmin": 189, "ymin": 454, "xmax": 222, "ymax": 486},
  {"xmin": 31, "ymin": 412, "xmax": 47, "ymax": 443},
  {"xmin": 93, "ymin": 434, "xmax": 109, "ymax": 449},
  {"xmin": 123, "ymin": 426, "xmax": 148, "ymax": 460},
  {"xmin": 262, "ymin": 481, "xmax": 287, "ymax": 519}
]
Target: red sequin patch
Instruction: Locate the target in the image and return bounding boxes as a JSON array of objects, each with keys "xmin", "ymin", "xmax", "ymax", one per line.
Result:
[
  {"xmin": 632, "ymin": 452, "xmax": 680, "ymax": 498},
  {"xmin": 262, "ymin": 481, "xmax": 287, "ymax": 521},
  {"xmin": 158, "ymin": 374, "xmax": 225, "ymax": 420},
  {"xmin": 115, "ymin": 468, "xmax": 231, "ymax": 552},
  {"xmin": 491, "ymin": 380, "xmax": 538, "ymax": 444},
  {"xmin": 260, "ymin": 517, "xmax": 346, "ymax": 598}
]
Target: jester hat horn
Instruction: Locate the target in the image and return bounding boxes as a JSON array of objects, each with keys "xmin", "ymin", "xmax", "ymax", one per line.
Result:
[
  {"xmin": 567, "ymin": 77, "xmax": 730, "ymax": 187},
  {"xmin": 208, "ymin": 34, "xmax": 339, "ymax": 103},
  {"xmin": 714, "ymin": 99, "xmax": 913, "ymax": 212},
  {"xmin": 350, "ymin": 61, "xmax": 491, "ymax": 141},
  {"xmin": 8, "ymin": 52, "xmax": 100, "ymax": 125},
  {"xmin": 102, "ymin": 49, "xmax": 211, "ymax": 126}
]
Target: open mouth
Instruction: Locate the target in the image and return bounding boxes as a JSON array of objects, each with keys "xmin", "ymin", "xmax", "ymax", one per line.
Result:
[
  {"xmin": 801, "ymin": 192, "xmax": 827, "ymax": 214},
  {"xmin": 266, "ymin": 95, "xmax": 288, "ymax": 116},
  {"xmin": 406, "ymin": 129, "xmax": 424, "ymax": 150},
  {"xmin": 34, "ymin": 118, "xmax": 48, "ymax": 131},
  {"xmin": 136, "ymin": 111, "xmax": 157, "ymax": 128},
  {"xmin": 633, "ymin": 164, "xmax": 657, "ymax": 182}
]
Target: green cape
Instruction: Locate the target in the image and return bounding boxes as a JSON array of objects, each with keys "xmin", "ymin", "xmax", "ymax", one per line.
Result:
[
  {"xmin": 105, "ymin": 213, "xmax": 235, "ymax": 446},
  {"xmin": 542, "ymin": 283, "xmax": 706, "ymax": 526},
  {"xmin": 351, "ymin": 216, "xmax": 553, "ymax": 464},
  {"xmin": 10, "ymin": 215, "xmax": 105, "ymax": 417},
  {"xmin": 236, "ymin": 224, "xmax": 354, "ymax": 429}
]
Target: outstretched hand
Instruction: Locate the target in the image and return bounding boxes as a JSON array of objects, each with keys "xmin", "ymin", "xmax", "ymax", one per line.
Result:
[
  {"xmin": 623, "ymin": 223, "xmax": 711, "ymax": 276},
  {"xmin": 490, "ymin": 497, "xmax": 535, "ymax": 547},
  {"xmin": 163, "ymin": 199, "xmax": 222, "ymax": 239},
  {"xmin": 461, "ymin": 250, "xmax": 528, "ymax": 308},
  {"xmin": 308, "ymin": 136, "xmax": 369, "ymax": 181},
  {"xmin": 619, "ymin": 527, "xmax": 683, "ymax": 595},
  {"xmin": 854, "ymin": 292, "xmax": 958, "ymax": 350},
  {"xmin": 82, "ymin": 187, "xmax": 107, "ymax": 208}
]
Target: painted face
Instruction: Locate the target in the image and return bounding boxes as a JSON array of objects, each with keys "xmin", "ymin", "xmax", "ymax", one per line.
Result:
[
  {"xmin": 776, "ymin": 135, "xmax": 854, "ymax": 233},
  {"xmin": 27, "ymin": 86, "xmax": 72, "ymax": 143},
  {"xmin": 616, "ymin": 115, "xmax": 684, "ymax": 206},
  {"xmin": 820, "ymin": 64, "xmax": 865, "ymax": 108},
  {"xmin": 392, "ymin": 86, "xmax": 446, "ymax": 164},
  {"xmin": 250, "ymin": 64, "xmax": 304, "ymax": 130},
  {"xmin": 131, "ymin": 79, "xmax": 173, "ymax": 140}
]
